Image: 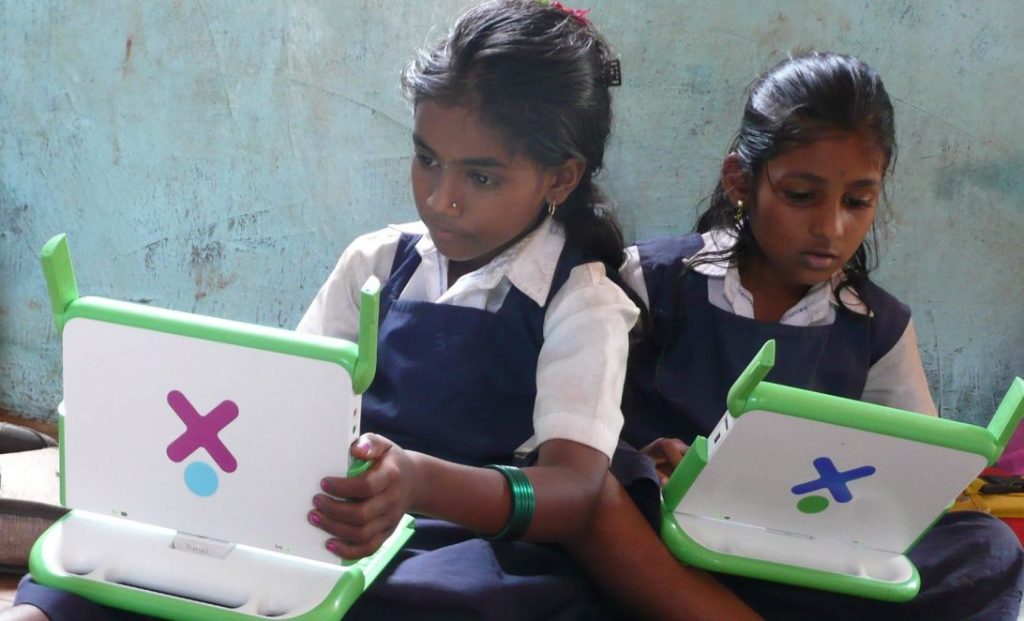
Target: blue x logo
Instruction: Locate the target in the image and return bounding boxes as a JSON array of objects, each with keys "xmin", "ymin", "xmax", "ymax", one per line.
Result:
[{"xmin": 791, "ymin": 457, "xmax": 876, "ymax": 503}]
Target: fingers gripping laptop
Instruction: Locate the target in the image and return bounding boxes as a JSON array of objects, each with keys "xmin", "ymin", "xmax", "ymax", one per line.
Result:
[{"xmin": 30, "ymin": 234, "xmax": 413, "ymax": 621}]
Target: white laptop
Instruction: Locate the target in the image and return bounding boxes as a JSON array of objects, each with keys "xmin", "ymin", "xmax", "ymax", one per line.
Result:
[
  {"xmin": 30, "ymin": 234, "xmax": 413, "ymax": 621},
  {"xmin": 661, "ymin": 339, "xmax": 1023, "ymax": 602}
]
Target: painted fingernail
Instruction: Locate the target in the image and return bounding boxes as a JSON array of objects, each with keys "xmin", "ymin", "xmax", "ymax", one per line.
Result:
[
  {"xmin": 326, "ymin": 541, "xmax": 338, "ymax": 553},
  {"xmin": 356, "ymin": 437, "xmax": 373, "ymax": 452},
  {"xmin": 308, "ymin": 512, "xmax": 321, "ymax": 526},
  {"xmin": 321, "ymin": 479, "xmax": 329, "ymax": 492},
  {"xmin": 312, "ymin": 496, "xmax": 322, "ymax": 509}
]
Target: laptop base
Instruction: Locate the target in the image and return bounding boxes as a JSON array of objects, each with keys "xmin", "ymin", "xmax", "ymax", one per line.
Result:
[{"xmin": 31, "ymin": 511, "xmax": 415, "ymax": 621}]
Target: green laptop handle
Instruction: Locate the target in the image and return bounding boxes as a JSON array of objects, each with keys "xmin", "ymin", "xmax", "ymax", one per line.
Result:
[
  {"xmin": 990, "ymin": 376, "xmax": 1024, "ymax": 455},
  {"xmin": 40, "ymin": 234, "xmax": 78, "ymax": 335},
  {"xmin": 726, "ymin": 339, "xmax": 775, "ymax": 416},
  {"xmin": 348, "ymin": 458, "xmax": 372, "ymax": 477},
  {"xmin": 40, "ymin": 233, "xmax": 380, "ymax": 394},
  {"xmin": 351, "ymin": 276, "xmax": 380, "ymax": 395},
  {"xmin": 722, "ymin": 338, "xmax": 1023, "ymax": 464}
]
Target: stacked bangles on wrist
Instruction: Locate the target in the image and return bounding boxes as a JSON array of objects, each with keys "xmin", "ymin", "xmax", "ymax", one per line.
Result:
[{"xmin": 483, "ymin": 464, "xmax": 535, "ymax": 541}]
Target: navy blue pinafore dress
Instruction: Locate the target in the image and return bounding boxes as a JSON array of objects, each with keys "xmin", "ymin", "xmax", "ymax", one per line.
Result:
[
  {"xmin": 344, "ymin": 233, "xmax": 623, "ymax": 620},
  {"xmin": 623, "ymin": 234, "xmax": 1024, "ymax": 621}
]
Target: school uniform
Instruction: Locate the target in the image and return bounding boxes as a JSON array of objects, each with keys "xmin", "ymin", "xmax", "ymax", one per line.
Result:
[
  {"xmin": 299, "ymin": 219, "xmax": 636, "ymax": 465},
  {"xmin": 303, "ymin": 218, "xmax": 640, "ymax": 621},
  {"xmin": 15, "ymin": 218, "xmax": 641, "ymax": 621},
  {"xmin": 619, "ymin": 231, "xmax": 1024, "ymax": 621}
]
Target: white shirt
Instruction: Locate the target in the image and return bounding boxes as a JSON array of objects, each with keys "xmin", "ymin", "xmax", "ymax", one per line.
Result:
[
  {"xmin": 621, "ymin": 231, "xmax": 938, "ymax": 416},
  {"xmin": 298, "ymin": 218, "xmax": 640, "ymax": 460}
]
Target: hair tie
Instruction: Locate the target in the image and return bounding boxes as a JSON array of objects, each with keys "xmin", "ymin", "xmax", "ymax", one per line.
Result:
[
  {"xmin": 538, "ymin": 0, "xmax": 592, "ymax": 26},
  {"xmin": 537, "ymin": 1, "xmax": 620, "ymax": 87}
]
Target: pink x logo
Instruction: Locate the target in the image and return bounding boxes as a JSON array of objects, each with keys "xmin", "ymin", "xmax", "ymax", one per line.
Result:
[{"xmin": 166, "ymin": 390, "xmax": 239, "ymax": 473}]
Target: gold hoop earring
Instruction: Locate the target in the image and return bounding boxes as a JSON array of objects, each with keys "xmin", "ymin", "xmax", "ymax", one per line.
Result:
[
  {"xmin": 733, "ymin": 199, "xmax": 745, "ymax": 223},
  {"xmin": 548, "ymin": 201, "xmax": 558, "ymax": 217}
]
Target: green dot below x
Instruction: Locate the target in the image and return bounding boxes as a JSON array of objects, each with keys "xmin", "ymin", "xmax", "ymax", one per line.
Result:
[{"xmin": 797, "ymin": 495, "xmax": 829, "ymax": 514}]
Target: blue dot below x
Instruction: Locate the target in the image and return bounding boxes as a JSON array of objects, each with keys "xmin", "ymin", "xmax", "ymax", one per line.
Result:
[{"xmin": 791, "ymin": 457, "xmax": 876, "ymax": 503}]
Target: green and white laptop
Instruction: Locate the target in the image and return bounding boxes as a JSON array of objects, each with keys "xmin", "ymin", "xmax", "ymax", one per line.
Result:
[
  {"xmin": 661, "ymin": 339, "xmax": 1024, "ymax": 602},
  {"xmin": 30, "ymin": 234, "xmax": 414, "ymax": 621}
]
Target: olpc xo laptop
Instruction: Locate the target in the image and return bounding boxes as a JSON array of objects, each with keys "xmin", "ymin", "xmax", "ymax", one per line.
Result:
[
  {"xmin": 30, "ymin": 234, "xmax": 414, "ymax": 621},
  {"xmin": 661, "ymin": 339, "xmax": 1023, "ymax": 602}
]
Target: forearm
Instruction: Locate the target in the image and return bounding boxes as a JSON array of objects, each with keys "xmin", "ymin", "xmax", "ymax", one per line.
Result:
[
  {"xmin": 408, "ymin": 439, "xmax": 608, "ymax": 542},
  {"xmin": 405, "ymin": 451, "xmax": 513, "ymax": 534},
  {"xmin": 567, "ymin": 474, "xmax": 762, "ymax": 621}
]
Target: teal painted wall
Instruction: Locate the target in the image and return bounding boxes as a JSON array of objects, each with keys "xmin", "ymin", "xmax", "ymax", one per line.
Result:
[{"xmin": 2, "ymin": 1, "xmax": 1022, "ymax": 424}]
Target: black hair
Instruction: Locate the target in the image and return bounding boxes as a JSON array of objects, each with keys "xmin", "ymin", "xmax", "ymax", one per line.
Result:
[
  {"xmin": 696, "ymin": 51, "xmax": 897, "ymax": 308},
  {"xmin": 401, "ymin": 0, "xmax": 644, "ymax": 321}
]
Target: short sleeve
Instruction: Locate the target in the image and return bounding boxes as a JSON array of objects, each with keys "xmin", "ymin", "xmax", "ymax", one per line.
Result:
[
  {"xmin": 619, "ymin": 245, "xmax": 650, "ymax": 308},
  {"xmin": 296, "ymin": 228, "xmax": 402, "ymax": 340},
  {"xmin": 861, "ymin": 319, "xmax": 938, "ymax": 415},
  {"xmin": 532, "ymin": 262, "xmax": 640, "ymax": 460}
]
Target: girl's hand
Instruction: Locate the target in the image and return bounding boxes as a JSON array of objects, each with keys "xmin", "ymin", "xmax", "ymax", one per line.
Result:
[
  {"xmin": 641, "ymin": 437, "xmax": 689, "ymax": 485},
  {"xmin": 310, "ymin": 433, "xmax": 418, "ymax": 560}
]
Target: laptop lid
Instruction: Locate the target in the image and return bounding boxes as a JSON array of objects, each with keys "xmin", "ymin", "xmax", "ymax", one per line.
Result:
[
  {"xmin": 662, "ymin": 340, "xmax": 1024, "ymax": 596},
  {"xmin": 675, "ymin": 409, "xmax": 987, "ymax": 554},
  {"xmin": 42, "ymin": 234, "xmax": 380, "ymax": 565}
]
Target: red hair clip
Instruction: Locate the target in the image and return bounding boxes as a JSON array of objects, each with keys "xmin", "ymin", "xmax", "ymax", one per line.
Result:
[{"xmin": 542, "ymin": 1, "xmax": 592, "ymax": 26}]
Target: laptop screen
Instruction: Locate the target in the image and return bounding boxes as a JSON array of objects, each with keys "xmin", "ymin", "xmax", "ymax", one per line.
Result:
[{"xmin": 62, "ymin": 315, "xmax": 359, "ymax": 564}]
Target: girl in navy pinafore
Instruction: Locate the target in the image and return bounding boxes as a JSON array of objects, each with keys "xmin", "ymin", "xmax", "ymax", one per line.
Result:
[
  {"xmin": 8, "ymin": 2, "xmax": 648, "ymax": 621},
  {"xmin": 608, "ymin": 52, "xmax": 1024, "ymax": 621},
  {"xmin": 317, "ymin": 221, "xmax": 642, "ymax": 621},
  {"xmin": 622, "ymin": 233, "xmax": 1024, "ymax": 620}
]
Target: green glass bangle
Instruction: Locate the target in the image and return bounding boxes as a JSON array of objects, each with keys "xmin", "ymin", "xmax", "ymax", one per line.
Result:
[{"xmin": 483, "ymin": 464, "xmax": 535, "ymax": 541}]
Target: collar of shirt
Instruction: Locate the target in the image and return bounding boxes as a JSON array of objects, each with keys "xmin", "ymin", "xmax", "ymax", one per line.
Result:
[
  {"xmin": 686, "ymin": 229, "xmax": 870, "ymax": 325},
  {"xmin": 402, "ymin": 217, "xmax": 565, "ymax": 307}
]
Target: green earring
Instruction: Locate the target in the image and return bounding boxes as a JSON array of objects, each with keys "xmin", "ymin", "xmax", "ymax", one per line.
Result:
[{"xmin": 733, "ymin": 200, "xmax": 745, "ymax": 223}]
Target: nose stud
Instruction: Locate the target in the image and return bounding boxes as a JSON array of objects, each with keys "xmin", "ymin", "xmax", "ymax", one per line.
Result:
[{"xmin": 451, "ymin": 201, "xmax": 458, "ymax": 210}]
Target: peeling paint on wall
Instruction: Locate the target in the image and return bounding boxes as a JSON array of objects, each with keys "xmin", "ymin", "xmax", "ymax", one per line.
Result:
[{"xmin": 1, "ymin": 1, "xmax": 1022, "ymax": 423}]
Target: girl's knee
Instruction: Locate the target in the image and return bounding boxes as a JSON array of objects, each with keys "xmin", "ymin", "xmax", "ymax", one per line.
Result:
[
  {"xmin": 917, "ymin": 511, "xmax": 1024, "ymax": 582},
  {"xmin": 948, "ymin": 511, "xmax": 1023, "ymax": 556}
]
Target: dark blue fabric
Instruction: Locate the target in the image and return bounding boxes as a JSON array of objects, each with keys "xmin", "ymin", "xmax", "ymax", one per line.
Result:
[
  {"xmin": 347, "ymin": 233, "xmax": 622, "ymax": 620},
  {"xmin": 624, "ymin": 234, "xmax": 1024, "ymax": 619},
  {"xmin": 19, "ymin": 512, "xmax": 1023, "ymax": 621},
  {"xmin": 361, "ymin": 233, "xmax": 577, "ymax": 467},
  {"xmin": 623, "ymin": 233, "xmax": 911, "ymax": 449},
  {"xmin": 718, "ymin": 511, "xmax": 1024, "ymax": 621},
  {"xmin": 350, "ymin": 233, "xmax": 623, "ymax": 619},
  {"xmin": 346, "ymin": 518, "xmax": 612, "ymax": 621},
  {"xmin": 344, "ymin": 232, "xmax": 622, "ymax": 618}
]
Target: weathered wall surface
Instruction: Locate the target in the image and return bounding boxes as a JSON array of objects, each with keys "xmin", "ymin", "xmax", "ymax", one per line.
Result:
[{"xmin": 2, "ymin": 1, "xmax": 1021, "ymax": 424}]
